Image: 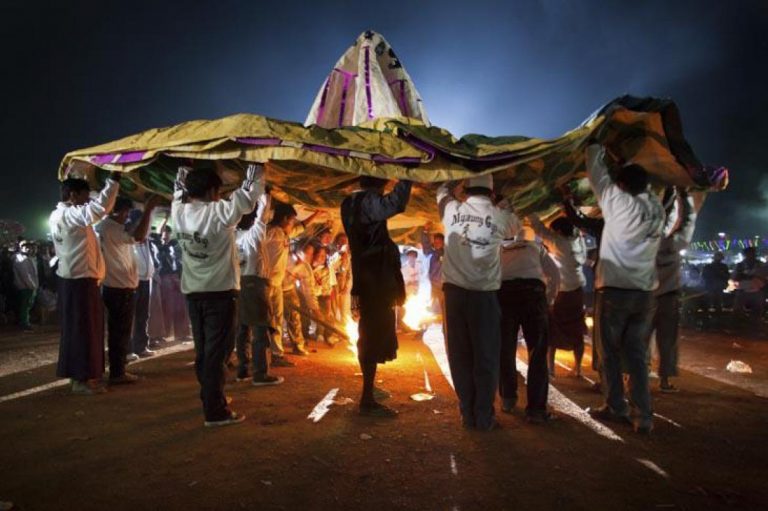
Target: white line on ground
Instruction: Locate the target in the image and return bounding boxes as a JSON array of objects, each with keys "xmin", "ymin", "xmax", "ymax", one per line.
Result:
[
  {"xmin": 422, "ymin": 324, "xmax": 623, "ymax": 442},
  {"xmin": 636, "ymin": 458, "xmax": 670, "ymax": 479},
  {"xmin": 307, "ymin": 388, "xmax": 339, "ymax": 423},
  {"xmin": 0, "ymin": 343, "xmax": 194, "ymax": 405},
  {"xmin": 450, "ymin": 453, "xmax": 458, "ymax": 476},
  {"xmin": 516, "ymin": 357, "xmax": 624, "ymax": 443},
  {"xmin": 581, "ymin": 374, "xmax": 597, "ymax": 386},
  {"xmin": 653, "ymin": 412, "xmax": 684, "ymax": 429},
  {"xmin": 554, "ymin": 360, "xmax": 572, "ymax": 372}
]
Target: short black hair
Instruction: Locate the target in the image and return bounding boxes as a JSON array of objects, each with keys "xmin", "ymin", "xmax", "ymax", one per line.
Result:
[
  {"xmin": 113, "ymin": 197, "xmax": 134, "ymax": 213},
  {"xmin": 615, "ymin": 164, "xmax": 649, "ymax": 196},
  {"xmin": 433, "ymin": 232, "xmax": 445, "ymax": 241},
  {"xmin": 464, "ymin": 187, "xmax": 493, "ymax": 197},
  {"xmin": 271, "ymin": 202, "xmax": 298, "ymax": 225},
  {"xmin": 162, "ymin": 225, "xmax": 172, "ymax": 234},
  {"xmin": 60, "ymin": 178, "xmax": 90, "ymax": 202},
  {"xmin": 550, "ymin": 217, "xmax": 575, "ymax": 238},
  {"xmin": 359, "ymin": 176, "xmax": 388, "ymax": 190},
  {"xmin": 185, "ymin": 168, "xmax": 222, "ymax": 199},
  {"xmin": 743, "ymin": 247, "xmax": 757, "ymax": 257}
]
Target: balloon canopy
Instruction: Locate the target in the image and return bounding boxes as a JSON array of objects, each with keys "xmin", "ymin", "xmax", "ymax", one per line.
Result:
[{"xmin": 59, "ymin": 31, "xmax": 728, "ymax": 239}]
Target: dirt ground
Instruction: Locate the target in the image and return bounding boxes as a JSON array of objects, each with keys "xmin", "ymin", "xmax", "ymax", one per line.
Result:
[{"xmin": 1, "ymin": 327, "xmax": 767, "ymax": 511}]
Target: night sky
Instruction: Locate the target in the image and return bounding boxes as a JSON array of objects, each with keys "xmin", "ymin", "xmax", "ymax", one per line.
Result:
[{"xmin": 1, "ymin": 0, "xmax": 766, "ymax": 240}]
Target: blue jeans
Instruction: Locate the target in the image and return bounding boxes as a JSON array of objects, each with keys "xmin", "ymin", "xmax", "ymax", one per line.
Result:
[{"xmin": 595, "ymin": 288, "xmax": 655, "ymax": 427}]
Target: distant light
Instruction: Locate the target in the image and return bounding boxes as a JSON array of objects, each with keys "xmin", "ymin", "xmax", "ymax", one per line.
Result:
[
  {"xmin": 679, "ymin": 249, "xmax": 688, "ymax": 257},
  {"xmin": 718, "ymin": 232, "xmax": 726, "ymax": 238}
]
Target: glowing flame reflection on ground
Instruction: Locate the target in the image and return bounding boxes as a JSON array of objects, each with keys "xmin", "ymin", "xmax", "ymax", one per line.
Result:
[{"xmin": 402, "ymin": 290, "xmax": 436, "ymax": 331}]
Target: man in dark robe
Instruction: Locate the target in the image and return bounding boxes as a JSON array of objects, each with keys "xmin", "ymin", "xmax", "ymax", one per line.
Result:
[{"xmin": 341, "ymin": 176, "xmax": 412, "ymax": 417}]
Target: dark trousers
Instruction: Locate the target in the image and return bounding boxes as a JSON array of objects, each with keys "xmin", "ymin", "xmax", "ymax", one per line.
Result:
[
  {"xmin": 57, "ymin": 278, "xmax": 104, "ymax": 380},
  {"xmin": 17, "ymin": 288, "xmax": 36, "ymax": 328},
  {"xmin": 653, "ymin": 291, "xmax": 679, "ymax": 378},
  {"xmin": 443, "ymin": 283, "xmax": 502, "ymax": 430},
  {"xmin": 595, "ymin": 288, "xmax": 655, "ymax": 426},
  {"xmin": 103, "ymin": 286, "xmax": 136, "ymax": 378},
  {"xmin": 235, "ymin": 324, "xmax": 269, "ymax": 376},
  {"xmin": 131, "ymin": 280, "xmax": 151, "ymax": 354},
  {"xmin": 187, "ymin": 293, "xmax": 238, "ymax": 422},
  {"xmin": 498, "ymin": 279, "xmax": 549, "ymax": 413}
]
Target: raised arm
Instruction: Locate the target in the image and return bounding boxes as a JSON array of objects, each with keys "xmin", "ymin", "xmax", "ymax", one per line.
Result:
[
  {"xmin": 527, "ymin": 215, "xmax": 556, "ymax": 250},
  {"xmin": 437, "ymin": 181, "xmax": 459, "ymax": 219},
  {"xmin": 61, "ymin": 173, "xmax": 120, "ymax": 228},
  {"xmin": 364, "ymin": 180, "xmax": 412, "ymax": 222},
  {"xmin": 129, "ymin": 195, "xmax": 161, "ymax": 242},
  {"xmin": 585, "ymin": 144, "xmax": 612, "ymax": 200},
  {"xmin": 671, "ymin": 191, "xmax": 697, "ymax": 248},
  {"xmin": 213, "ymin": 163, "xmax": 265, "ymax": 227}
]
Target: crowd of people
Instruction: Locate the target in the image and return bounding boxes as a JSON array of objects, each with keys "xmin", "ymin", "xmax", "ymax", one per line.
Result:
[{"xmin": 38, "ymin": 139, "xmax": 764, "ymax": 432}]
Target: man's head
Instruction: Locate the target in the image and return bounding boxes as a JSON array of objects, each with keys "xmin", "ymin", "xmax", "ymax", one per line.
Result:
[
  {"xmin": 61, "ymin": 178, "xmax": 91, "ymax": 205},
  {"xmin": 405, "ymin": 249, "xmax": 418, "ymax": 265},
  {"xmin": 161, "ymin": 225, "xmax": 172, "ymax": 243},
  {"xmin": 111, "ymin": 197, "xmax": 134, "ymax": 224},
  {"xmin": 464, "ymin": 174, "xmax": 494, "ymax": 198},
  {"xmin": 615, "ymin": 163, "xmax": 650, "ymax": 196},
  {"xmin": 302, "ymin": 243, "xmax": 315, "ymax": 261},
  {"xmin": 550, "ymin": 217, "xmax": 576, "ymax": 238},
  {"xmin": 185, "ymin": 168, "xmax": 222, "ymax": 201},
  {"xmin": 713, "ymin": 251, "xmax": 725, "ymax": 263},
  {"xmin": 19, "ymin": 240, "xmax": 35, "ymax": 256},
  {"xmin": 359, "ymin": 176, "xmax": 389, "ymax": 191},
  {"xmin": 432, "ymin": 232, "xmax": 445, "ymax": 250},
  {"xmin": 318, "ymin": 229, "xmax": 332, "ymax": 246},
  {"xmin": 334, "ymin": 233, "xmax": 348, "ymax": 248},
  {"xmin": 313, "ymin": 246, "xmax": 327, "ymax": 266},
  {"xmin": 272, "ymin": 203, "xmax": 298, "ymax": 234},
  {"xmin": 743, "ymin": 247, "xmax": 757, "ymax": 263}
]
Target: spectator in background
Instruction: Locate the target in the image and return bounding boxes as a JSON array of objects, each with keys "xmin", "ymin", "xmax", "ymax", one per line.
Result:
[
  {"xmin": 312, "ymin": 245, "xmax": 340, "ymax": 346},
  {"xmin": 702, "ymin": 251, "xmax": 729, "ymax": 313},
  {"xmin": 732, "ymin": 247, "xmax": 767, "ymax": 321},
  {"xmin": 13, "ymin": 240, "xmax": 39, "ymax": 332},
  {"xmin": 401, "ymin": 249, "xmax": 421, "ymax": 296},
  {"xmin": 152, "ymin": 224, "xmax": 191, "ymax": 342},
  {"xmin": 421, "ymin": 223, "xmax": 445, "ymax": 313}
]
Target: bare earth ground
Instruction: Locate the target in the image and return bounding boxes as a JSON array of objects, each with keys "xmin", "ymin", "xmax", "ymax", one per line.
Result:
[{"xmin": 0, "ymin": 325, "xmax": 767, "ymax": 511}]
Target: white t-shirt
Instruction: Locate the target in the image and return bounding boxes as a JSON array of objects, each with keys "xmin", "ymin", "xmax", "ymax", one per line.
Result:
[
  {"xmin": 238, "ymin": 194, "xmax": 270, "ymax": 278},
  {"xmin": 134, "ymin": 240, "xmax": 154, "ymax": 281},
  {"xmin": 95, "ymin": 217, "xmax": 139, "ymax": 289},
  {"xmin": 172, "ymin": 178, "xmax": 264, "ymax": 295},
  {"xmin": 49, "ymin": 179, "xmax": 119, "ymax": 280},
  {"xmin": 529, "ymin": 215, "xmax": 587, "ymax": 292},
  {"xmin": 438, "ymin": 184, "xmax": 519, "ymax": 291},
  {"xmin": 586, "ymin": 145, "xmax": 664, "ymax": 291},
  {"xmin": 13, "ymin": 253, "xmax": 39, "ymax": 290}
]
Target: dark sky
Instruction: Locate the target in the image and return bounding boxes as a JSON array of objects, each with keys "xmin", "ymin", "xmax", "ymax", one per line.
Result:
[{"xmin": 1, "ymin": 0, "xmax": 766, "ymax": 239}]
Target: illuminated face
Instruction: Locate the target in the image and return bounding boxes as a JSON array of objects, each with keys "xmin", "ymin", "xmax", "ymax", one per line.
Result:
[
  {"xmin": 303, "ymin": 245, "xmax": 315, "ymax": 261},
  {"xmin": 281, "ymin": 216, "xmax": 297, "ymax": 235},
  {"xmin": 319, "ymin": 232, "xmax": 332, "ymax": 245},
  {"xmin": 313, "ymin": 248, "xmax": 327, "ymax": 266},
  {"xmin": 433, "ymin": 236, "xmax": 444, "ymax": 250}
]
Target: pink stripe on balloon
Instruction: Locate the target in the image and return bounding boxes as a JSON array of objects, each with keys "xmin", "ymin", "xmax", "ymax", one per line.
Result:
[
  {"xmin": 364, "ymin": 46, "xmax": 373, "ymax": 119},
  {"xmin": 316, "ymin": 77, "xmax": 331, "ymax": 125},
  {"xmin": 336, "ymin": 68, "xmax": 356, "ymax": 127}
]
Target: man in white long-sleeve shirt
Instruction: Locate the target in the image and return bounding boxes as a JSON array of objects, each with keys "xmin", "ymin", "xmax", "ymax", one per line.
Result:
[
  {"xmin": 439, "ymin": 175, "xmax": 518, "ymax": 431},
  {"xmin": 586, "ymin": 143, "xmax": 664, "ymax": 434},
  {"xmin": 498, "ymin": 224, "xmax": 558, "ymax": 422},
  {"xmin": 95, "ymin": 196, "xmax": 157, "ymax": 384},
  {"xmin": 50, "ymin": 173, "xmax": 120, "ymax": 395},
  {"xmin": 653, "ymin": 189, "xmax": 697, "ymax": 392},
  {"xmin": 13, "ymin": 240, "xmax": 39, "ymax": 331},
  {"xmin": 128, "ymin": 208, "xmax": 157, "ymax": 358},
  {"xmin": 172, "ymin": 164, "xmax": 264, "ymax": 427}
]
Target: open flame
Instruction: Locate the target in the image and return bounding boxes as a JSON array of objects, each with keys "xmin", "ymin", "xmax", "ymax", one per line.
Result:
[
  {"xmin": 344, "ymin": 316, "xmax": 359, "ymax": 357},
  {"xmin": 402, "ymin": 288, "xmax": 437, "ymax": 331}
]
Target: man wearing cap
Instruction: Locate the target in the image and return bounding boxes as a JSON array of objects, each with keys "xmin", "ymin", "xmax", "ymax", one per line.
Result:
[
  {"xmin": 438, "ymin": 174, "xmax": 519, "ymax": 431},
  {"xmin": 13, "ymin": 240, "xmax": 39, "ymax": 332},
  {"xmin": 50, "ymin": 173, "xmax": 120, "ymax": 394}
]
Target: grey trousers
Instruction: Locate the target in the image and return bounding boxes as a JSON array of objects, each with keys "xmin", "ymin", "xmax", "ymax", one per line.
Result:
[
  {"xmin": 595, "ymin": 287, "xmax": 655, "ymax": 426},
  {"xmin": 443, "ymin": 283, "xmax": 502, "ymax": 430},
  {"xmin": 653, "ymin": 291, "xmax": 679, "ymax": 378}
]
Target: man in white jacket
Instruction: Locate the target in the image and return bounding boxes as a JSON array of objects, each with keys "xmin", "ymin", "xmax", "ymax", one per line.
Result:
[
  {"xmin": 95, "ymin": 196, "xmax": 157, "ymax": 384},
  {"xmin": 586, "ymin": 143, "xmax": 664, "ymax": 434},
  {"xmin": 439, "ymin": 175, "xmax": 518, "ymax": 431},
  {"xmin": 50, "ymin": 173, "xmax": 120, "ymax": 394},
  {"xmin": 172, "ymin": 163, "xmax": 264, "ymax": 427}
]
